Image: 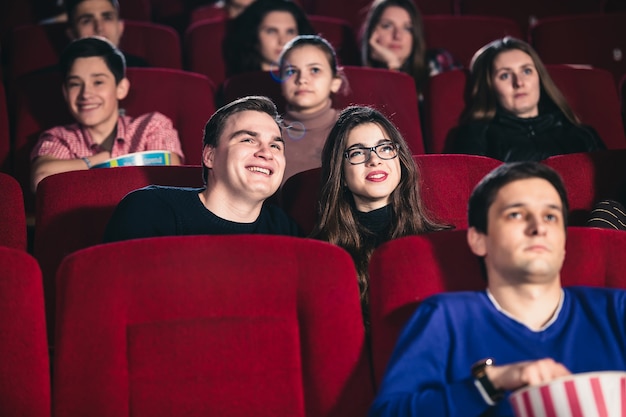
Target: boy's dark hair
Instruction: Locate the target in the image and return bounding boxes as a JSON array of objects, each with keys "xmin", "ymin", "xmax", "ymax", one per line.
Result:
[
  {"xmin": 468, "ymin": 162, "xmax": 569, "ymax": 234},
  {"xmin": 65, "ymin": 0, "xmax": 120, "ymax": 24},
  {"xmin": 60, "ymin": 36, "xmax": 126, "ymax": 84},
  {"xmin": 202, "ymin": 96, "xmax": 282, "ymax": 183}
]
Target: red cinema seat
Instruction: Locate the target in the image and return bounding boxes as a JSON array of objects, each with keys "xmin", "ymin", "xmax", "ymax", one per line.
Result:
[
  {"xmin": 119, "ymin": 0, "xmax": 152, "ymax": 21},
  {"xmin": 53, "ymin": 235, "xmax": 373, "ymax": 417},
  {"xmin": 541, "ymin": 149, "xmax": 626, "ymax": 226},
  {"xmin": 184, "ymin": 17, "xmax": 228, "ymax": 86},
  {"xmin": 0, "ymin": 247, "xmax": 50, "ymax": 417},
  {"xmin": 12, "ymin": 68, "xmax": 214, "ymax": 210},
  {"xmin": 223, "ymin": 66, "xmax": 424, "ymax": 154},
  {"xmin": 0, "ymin": 173, "xmax": 27, "ymax": 251},
  {"xmin": 460, "ymin": 0, "xmax": 603, "ymax": 37},
  {"xmin": 6, "ymin": 21, "xmax": 182, "ymax": 81},
  {"xmin": 369, "ymin": 227, "xmax": 626, "ymax": 385},
  {"xmin": 423, "ymin": 15, "xmax": 522, "ymax": 69},
  {"xmin": 416, "ymin": 154, "xmax": 502, "ymax": 228},
  {"xmin": 422, "ymin": 68, "xmax": 468, "ymax": 153},
  {"xmin": 531, "ymin": 14, "xmax": 626, "ymax": 86},
  {"xmin": 280, "ymin": 167, "xmax": 322, "ymax": 235},
  {"xmin": 34, "ymin": 165, "xmax": 204, "ymax": 340},
  {"xmin": 547, "ymin": 65, "xmax": 626, "ymax": 150}
]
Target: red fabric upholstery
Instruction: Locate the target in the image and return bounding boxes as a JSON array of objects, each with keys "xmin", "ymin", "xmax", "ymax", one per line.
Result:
[
  {"xmin": 34, "ymin": 165, "xmax": 204, "ymax": 339},
  {"xmin": 422, "ymin": 68, "xmax": 468, "ymax": 153},
  {"xmin": 547, "ymin": 65, "xmax": 626, "ymax": 149},
  {"xmin": 0, "ymin": 82, "xmax": 10, "ymax": 173},
  {"xmin": 0, "ymin": 247, "xmax": 50, "ymax": 417},
  {"xmin": 6, "ymin": 21, "xmax": 182, "ymax": 81},
  {"xmin": 12, "ymin": 67, "xmax": 214, "ymax": 211},
  {"xmin": 280, "ymin": 167, "xmax": 322, "ymax": 235},
  {"xmin": 460, "ymin": 0, "xmax": 603, "ymax": 37},
  {"xmin": 189, "ymin": 5, "xmax": 226, "ymax": 23},
  {"xmin": 423, "ymin": 16, "xmax": 522, "ymax": 68},
  {"xmin": 0, "ymin": 173, "xmax": 27, "ymax": 251},
  {"xmin": 541, "ymin": 149, "xmax": 626, "ymax": 225},
  {"xmin": 369, "ymin": 227, "xmax": 626, "ymax": 384},
  {"xmin": 119, "ymin": 0, "xmax": 152, "ymax": 21},
  {"xmin": 424, "ymin": 65, "xmax": 626, "ymax": 154},
  {"xmin": 306, "ymin": 0, "xmax": 372, "ymax": 32},
  {"xmin": 531, "ymin": 14, "xmax": 626, "ymax": 86},
  {"xmin": 184, "ymin": 17, "xmax": 228, "ymax": 86},
  {"xmin": 416, "ymin": 154, "xmax": 502, "ymax": 228},
  {"xmin": 279, "ymin": 154, "xmax": 501, "ymax": 235},
  {"xmin": 223, "ymin": 66, "xmax": 424, "ymax": 154},
  {"xmin": 54, "ymin": 235, "xmax": 373, "ymax": 417}
]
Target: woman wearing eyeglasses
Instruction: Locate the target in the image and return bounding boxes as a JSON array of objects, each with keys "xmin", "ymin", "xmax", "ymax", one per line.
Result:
[{"xmin": 310, "ymin": 106, "xmax": 449, "ymax": 327}]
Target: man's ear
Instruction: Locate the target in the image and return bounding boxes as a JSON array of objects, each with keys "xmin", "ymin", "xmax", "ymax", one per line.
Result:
[
  {"xmin": 116, "ymin": 77, "xmax": 130, "ymax": 100},
  {"xmin": 467, "ymin": 227, "xmax": 487, "ymax": 257},
  {"xmin": 202, "ymin": 145, "xmax": 215, "ymax": 169}
]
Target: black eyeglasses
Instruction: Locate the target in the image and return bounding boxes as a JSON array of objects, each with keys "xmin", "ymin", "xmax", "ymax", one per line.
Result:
[{"xmin": 343, "ymin": 142, "xmax": 399, "ymax": 165}]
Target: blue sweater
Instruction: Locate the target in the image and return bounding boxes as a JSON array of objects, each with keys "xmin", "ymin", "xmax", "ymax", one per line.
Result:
[{"xmin": 369, "ymin": 287, "xmax": 626, "ymax": 417}]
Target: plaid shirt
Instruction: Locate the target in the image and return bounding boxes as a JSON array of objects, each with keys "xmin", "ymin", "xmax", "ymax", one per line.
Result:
[{"xmin": 31, "ymin": 111, "xmax": 184, "ymax": 162}]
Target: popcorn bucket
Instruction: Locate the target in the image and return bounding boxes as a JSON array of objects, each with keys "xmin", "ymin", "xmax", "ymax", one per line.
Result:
[{"xmin": 510, "ymin": 371, "xmax": 626, "ymax": 417}]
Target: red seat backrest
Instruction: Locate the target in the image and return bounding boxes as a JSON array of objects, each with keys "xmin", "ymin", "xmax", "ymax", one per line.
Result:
[
  {"xmin": 54, "ymin": 235, "xmax": 373, "ymax": 417},
  {"xmin": 531, "ymin": 14, "xmax": 626, "ymax": 86},
  {"xmin": 416, "ymin": 154, "xmax": 502, "ymax": 228},
  {"xmin": 6, "ymin": 21, "xmax": 182, "ymax": 81},
  {"xmin": 423, "ymin": 15, "xmax": 522, "ymax": 68},
  {"xmin": 34, "ymin": 165, "xmax": 204, "ymax": 339},
  {"xmin": 460, "ymin": 0, "xmax": 603, "ymax": 38},
  {"xmin": 541, "ymin": 149, "xmax": 626, "ymax": 225},
  {"xmin": 184, "ymin": 17, "xmax": 228, "ymax": 86},
  {"xmin": 422, "ymin": 68, "xmax": 468, "ymax": 153},
  {"xmin": 0, "ymin": 173, "xmax": 26, "ymax": 251},
  {"xmin": 0, "ymin": 247, "xmax": 50, "ymax": 417},
  {"xmin": 547, "ymin": 65, "xmax": 626, "ymax": 150},
  {"xmin": 369, "ymin": 227, "xmax": 626, "ymax": 384}
]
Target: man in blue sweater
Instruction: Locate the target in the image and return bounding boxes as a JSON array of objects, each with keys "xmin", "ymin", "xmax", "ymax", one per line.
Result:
[{"xmin": 370, "ymin": 162, "xmax": 626, "ymax": 417}]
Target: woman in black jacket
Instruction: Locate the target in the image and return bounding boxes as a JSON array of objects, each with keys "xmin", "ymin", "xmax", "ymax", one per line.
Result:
[{"xmin": 449, "ymin": 37, "xmax": 605, "ymax": 161}]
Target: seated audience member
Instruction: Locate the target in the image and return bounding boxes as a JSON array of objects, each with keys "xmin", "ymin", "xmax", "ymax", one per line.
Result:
[
  {"xmin": 30, "ymin": 37, "xmax": 183, "ymax": 190},
  {"xmin": 369, "ymin": 162, "xmax": 626, "ymax": 417},
  {"xmin": 65, "ymin": 0, "xmax": 148, "ymax": 67},
  {"xmin": 449, "ymin": 37, "xmax": 605, "ymax": 161},
  {"xmin": 310, "ymin": 106, "xmax": 449, "ymax": 326},
  {"xmin": 103, "ymin": 96, "xmax": 300, "ymax": 242},
  {"xmin": 360, "ymin": 0, "xmax": 458, "ymax": 94},
  {"xmin": 223, "ymin": 0, "xmax": 314, "ymax": 76},
  {"xmin": 279, "ymin": 35, "xmax": 346, "ymax": 182}
]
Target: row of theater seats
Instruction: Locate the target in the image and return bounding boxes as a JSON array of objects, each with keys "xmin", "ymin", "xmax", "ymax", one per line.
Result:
[
  {"xmin": 4, "ymin": 225, "xmax": 626, "ymax": 416},
  {"xmin": 4, "ymin": 12, "xmax": 626, "ymax": 87},
  {"xmin": 3, "ymin": 150, "xmax": 626, "ymax": 341},
  {"xmin": 2, "ymin": 62, "xmax": 626, "ymax": 215}
]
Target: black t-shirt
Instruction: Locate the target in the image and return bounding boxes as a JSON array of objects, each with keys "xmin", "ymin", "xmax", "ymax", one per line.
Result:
[{"xmin": 103, "ymin": 185, "xmax": 302, "ymax": 242}]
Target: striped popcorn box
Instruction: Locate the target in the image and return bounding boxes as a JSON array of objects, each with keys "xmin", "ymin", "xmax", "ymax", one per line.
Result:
[{"xmin": 510, "ymin": 371, "xmax": 626, "ymax": 417}]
